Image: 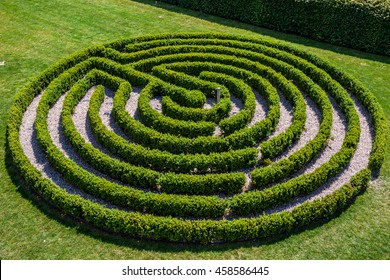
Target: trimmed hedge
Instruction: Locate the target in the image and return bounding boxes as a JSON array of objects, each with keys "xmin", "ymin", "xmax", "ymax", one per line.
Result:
[
  {"xmin": 58, "ymin": 70, "xmax": 248, "ymax": 196},
  {"xmin": 199, "ymin": 71, "xmax": 256, "ymax": 135},
  {"xmin": 6, "ymin": 32, "xmax": 388, "ymax": 243},
  {"xmin": 159, "ymin": 0, "xmax": 390, "ymax": 56},
  {"xmin": 137, "ymin": 81, "xmax": 216, "ymax": 138},
  {"xmin": 89, "ymin": 81, "xmax": 258, "ymax": 174}
]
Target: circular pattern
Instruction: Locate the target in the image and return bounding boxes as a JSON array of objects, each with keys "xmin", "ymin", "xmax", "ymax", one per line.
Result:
[{"xmin": 7, "ymin": 33, "xmax": 388, "ymax": 243}]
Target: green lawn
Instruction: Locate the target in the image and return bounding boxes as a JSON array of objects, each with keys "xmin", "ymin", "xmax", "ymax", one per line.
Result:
[{"xmin": 0, "ymin": 0, "xmax": 389, "ymax": 259}]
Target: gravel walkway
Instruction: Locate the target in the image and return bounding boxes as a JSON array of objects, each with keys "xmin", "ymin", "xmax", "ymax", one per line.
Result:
[
  {"xmin": 266, "ymin": 89, "xmax": 293, "ymax": 140},
  {"xmin": 295, "ymin": 96, "xmax": 346, "ymax": 175},
  {"xmin": 126, "ymin": 86, "xmax": 142, "ymax": 120},
  {"xmin": 242, "ymin": 90, "xmax": 321, "ymax": 186},
  {"xmin": 248, "ymin": 89, "xmax": 268, "ymax": 127},
  {"xmin": 19, "ymin": 81, "xmax": 374, "ymax": 218},
  {"xmin": 99, "ymin": 88, "xmax": 133, "ymax": 142},
  {"xmin": 20, "ymin": 93, "xmax": 115, "ymax": 207},
  {"xmin": 49, "ymin": 93, "xmax": 124, "ymax": 187},
  {"xmin": 150, "ymin": 96, "xmax": 163, "ymax": 113},
  {"xmin": 266, "ymin": 95, "xmax": 373, "ymax": 214},
  {"xmin": 204, "ymin": 97, "xmax": 216, "ymax": 110},
  {"xmin": 72, "ymin": 87, "xmax": 123, "ymax": 158},
  {"xmin": 228, "ymin": 94, "xmax": 244, "ymax": 117},
  {"xmin": 274, "ymin": 91, "xmax": 321, "ymax": 161}
]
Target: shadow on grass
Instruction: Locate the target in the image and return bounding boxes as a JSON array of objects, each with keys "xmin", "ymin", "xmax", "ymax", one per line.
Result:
[
  {"xmin": 4, "ymin": 138, "xmax": 358, "ymax": 256},
  {"xmin": 131, "ymin": 0, "xmax": 390, "ymax": 64}
]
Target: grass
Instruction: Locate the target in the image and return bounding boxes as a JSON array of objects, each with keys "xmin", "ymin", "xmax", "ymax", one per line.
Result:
[{"xmin": 0, "ymin": 0, "xmax": 389, "ymax": 259}]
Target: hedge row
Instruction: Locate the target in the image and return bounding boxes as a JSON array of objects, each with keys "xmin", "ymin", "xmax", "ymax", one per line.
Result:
[
  {"xmin": 58, "ymin": 70, "xmax": 247, "ymax": 196},
  {"xmin": 6, "ymin": 33, "xmax": 387, "ymax": 243},
  {"xmin": 160, "ymin": 85, "xmax": 230, "ymax": 123},
  {"xmin": 159, "ymin": 61, "xmax": 282, "ymax": 151},
  {"xmin": 198, "ymin": 71, "xmax": 256, "ymax": 135},
  {"xmin": 137, "ymin": 81, "xmax": 216, "ymax": 138},
  {"xmin": 89, "ymin": 83, "xmax": 258, "ymax": 174},
  {"xmin": 12, "ymin": 62, "xmax": 228, "ymax": 219},
  {"xmin": 158, "ymin": 0, "xmax": 390, "ymax": 56},
  {"xmin": 94, "ymin": 40, "xmax": 331, "ymax": 192},
  {"xmin": 143, "ymin": 36, "xmax": 377, "ymax": 162},
  {"xmin": 36, "ymin": 46, "xmax": 352, "ymax": 212},
  {"xmin": 129, "ymin": 53, "xmax": 306, "ymax": 155},
  {"xmin": 122, "ymin": 34, "xmax": 386, "ymax": 168},
  {"xmin": 108, "ymin": 36, "xmax": 363, "ymax": 214},
  {"xmin": 129, "ymin": 48, "xmax": 308, "ymax": 157},
  {"xmin": 7, "ymin": 107, "xmax": 373, "ymax": 241},
  {"xmin": 35, "ymin": 36, "xmax": 356, "ymax": 205}
]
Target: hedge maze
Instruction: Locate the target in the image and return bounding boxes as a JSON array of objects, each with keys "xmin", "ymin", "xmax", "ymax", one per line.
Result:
[{"xmin": 7, "ymin": 33, "xmax": 388, "ymax": 243}]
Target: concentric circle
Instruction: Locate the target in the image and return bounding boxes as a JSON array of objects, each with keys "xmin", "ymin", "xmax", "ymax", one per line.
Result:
[{"xmin": 8, "ymin": 33, "xmax": 388, "ymax": 243}]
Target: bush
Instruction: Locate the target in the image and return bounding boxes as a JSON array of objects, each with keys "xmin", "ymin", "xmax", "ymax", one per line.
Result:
[{"xmin": 159, "ymin": 0, "xmax": 390, "ymax": 56}]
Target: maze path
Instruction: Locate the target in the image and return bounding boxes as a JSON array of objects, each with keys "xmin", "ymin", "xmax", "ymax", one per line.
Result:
[{"xmin": 9, "ymin": 33, "xmax": 388, "ymax": 242}]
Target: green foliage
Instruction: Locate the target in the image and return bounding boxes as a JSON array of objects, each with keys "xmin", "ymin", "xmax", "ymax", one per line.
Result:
[
  {"xmin": 6, "ymin": 32, "xmax": 388, "ymax": 243},
  {"xmin": 138, "ymin": 81, "xmax": 216, "ymax": 138},
  {"xmin": 160, "ymin": 0, "xmax": 390, "ymax": 56}
]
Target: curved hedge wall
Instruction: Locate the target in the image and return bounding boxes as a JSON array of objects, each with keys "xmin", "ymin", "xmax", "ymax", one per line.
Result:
[
  {"xmin": 160, "ymin": 0, "xmax": 390, "ymax": 56},
  {"xmin": 7, "ymin": 32, "xmax": 388, "ymax": 243}
]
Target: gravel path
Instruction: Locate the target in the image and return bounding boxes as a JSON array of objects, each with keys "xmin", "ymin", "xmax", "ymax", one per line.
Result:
[
  {"xmin": 242, "ymin": 90, "xmax": 321, "ymax": 187},
  {"xmin": 150, "ymin": 96, "xmax": 163, "ymax": 113},
  {"xmin": 266, "ymin": 89, "xmax": 293, "ymax": 140},
  {"xmin": 19, "ymin": 81, "xmax": 374, "ymax": 218},
  {"xmin": 248, "ymin": 89, "xmax": 268, "ymax": 127},
  {"xmin": 295, "ymin": 96, "xmax": 346, "ymax": 175},
  {"xmin": 204, "ymin": 97, "xmax": 216, "ymax": 110},
  {"xmin": 99, "ymin": 88, "xmax": 133, "ymax": 142},
  {"xmin": 72, "ymin": 87, "xmax": 122, "ymax": 158},
  {"xmin": 126, "ymin": 86, "xmax": 142, "ymax": 120},
  {"xmin": 274, "ymin": 92, "xmax": 321, "ymax": 161},
  {"xmin": 228, "ymin": 94, "xmax": 244, "ymax": 117},
  {"xmin": 266, "ymin": 95, "xmax": 373, "ymax": 214},
  {"xmin": 50, "ymin": 93, "xmax": 124, "ymax": 187},
  {"xmin": 20, "ymin": 93, "xmax": 115, "ymax": 207}
]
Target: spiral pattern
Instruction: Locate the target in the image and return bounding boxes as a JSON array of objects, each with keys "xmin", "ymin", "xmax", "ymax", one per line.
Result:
[{"xmin": 8, "ymin": 33, "xmax": 388, "ymax": 242}]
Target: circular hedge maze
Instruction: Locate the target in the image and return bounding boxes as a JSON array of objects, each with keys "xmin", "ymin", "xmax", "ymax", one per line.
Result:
[{"xmin": 7, "ymin": 33, "xmax": 388, "ymax": 243}]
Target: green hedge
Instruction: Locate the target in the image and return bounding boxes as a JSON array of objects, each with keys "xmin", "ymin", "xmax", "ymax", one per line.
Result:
[
  {"xmin": 58, "ymin": 71, "xmax": 248, "ymax": 196},
  {"xmin": 6, "ymin": 33, "xmax": 388, "ymax": 243},
  {"xmin": 199, "ymin": 71, "xmax": 256, "ymax": 135},
  {"xmin": 137, "ymin": 81, "xmax": 216, "ymax": 138},
  {"xmin": 120, "ymin": 52, "xmax": 303, "ymax": 154},
  {"xmin": 160, "ymin": 0, "xmax": 390, "ymax": 56},
  {"xmin": 89, "ymin": 81, "xmax": 258, "ymax": 174}
]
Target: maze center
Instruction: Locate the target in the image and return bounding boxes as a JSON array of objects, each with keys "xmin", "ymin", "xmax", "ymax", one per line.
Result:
[{"xmin": 8, "ymin": 33, "xmax": 388, "ymax": 243}]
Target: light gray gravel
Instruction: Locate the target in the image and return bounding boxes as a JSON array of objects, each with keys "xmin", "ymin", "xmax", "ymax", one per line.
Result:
[
  {"xmin": 213, "ymin": 126, "xmax": 223, "ymax": 137},
  {"xmin": 20, "ymin": 93, "xmax": 115, "ymax": 207},
  {"xmin": 49, "ymin": 93, "xmax": 125, "ymax": 187},
  {"xmin": 126, "ymin": 86, "xmax": 142, "ymax": 120},
  {"xmin": 72, "ymin": 87, "xmax": 158, "ymax": 193},
  {"xmin": 266, "ymin": 95, "xmax": 373, "ymax": 214},
  {"xmin": 266, "ymin": 89, "xmax": 293, "ymax": 140},
  {"xmin": 248, "ymin": 89, "xmax": 268, "ymax": 127},
  {"xmin": 243, "ymin": 90, "xmax": 321, "ymax": 186},
  {"xmin": 274, "ymin": 92, "xmax": 321, "ymax": 161},
  {"xmin": 150, "ymin": 96, "xmax": 163, "ymax": 113},
  {"xmin": 19, "ymin": 80, "xmax": 374, "ymax": 218},
  {"xmin": 296, "ymin": 96, "xmax": 346, "ymax": 175},
  {"xmin": 98, "ymin": 88, "xmax": 133, "ymax": 142},
  {"xmin": 203, "ymin": 97, "xmax": 216, "ymax": 110},
  {"xmin": 228, "ymin": 94, "xmax": 244, "ymax": 117},
  {"xmin": 72, "ymin": 87, "xmax": 123, "ymax": 158}
]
